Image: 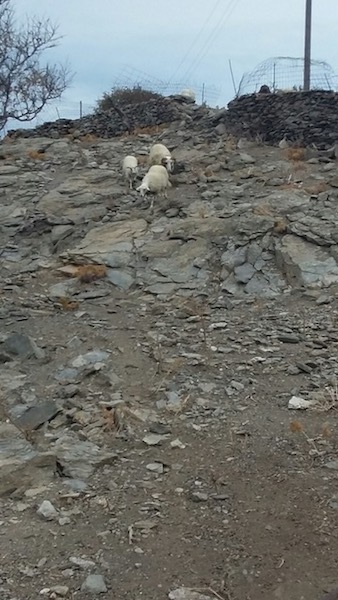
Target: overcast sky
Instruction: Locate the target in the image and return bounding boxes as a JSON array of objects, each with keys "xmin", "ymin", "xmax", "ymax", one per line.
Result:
[{"xmin": 11, "ymin": 0, "xmax": 338, "ymax": 125}]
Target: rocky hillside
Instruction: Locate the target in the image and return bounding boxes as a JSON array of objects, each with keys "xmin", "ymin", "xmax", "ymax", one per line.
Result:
[
  {"xmin": 1, "ymin": 116, "xmax": 338, "ymax": 600},
  {"xmin": 3, "ymin": 117, "xmax": 338, "ymax": 297}
]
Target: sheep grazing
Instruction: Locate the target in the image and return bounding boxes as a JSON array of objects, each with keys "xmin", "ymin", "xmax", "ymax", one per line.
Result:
[
  {"xmin": 148, "ymin": 143, "xmax": 175, "ymax": 173},
  {"xmin": 122, "ymin": 155, "xmax": 138, "ymax": 190},
  {"xmin": 136, "ymin": 165, "xmax": 172, "ymax": 210}
]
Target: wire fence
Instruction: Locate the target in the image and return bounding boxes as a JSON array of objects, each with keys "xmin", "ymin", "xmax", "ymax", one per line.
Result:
[
  {"xmin": 110, "ymin": 64, "xmax": 221, "ymax": 106},
  {"xmin": 237, "ymin": 57, "xmax": 338, "ymax": 97}
]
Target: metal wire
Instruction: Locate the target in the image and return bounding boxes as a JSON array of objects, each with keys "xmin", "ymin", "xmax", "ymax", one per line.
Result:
[{"xmin": 237, "ymin": 56, "xmax": 338, "ymax": 96}]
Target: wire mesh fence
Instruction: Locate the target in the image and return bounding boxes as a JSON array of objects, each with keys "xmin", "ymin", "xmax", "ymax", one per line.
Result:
[
  {"xmin": 110, "ymin": 64, "xmax": 221, "ymax": 106},
  {"xmin": 237, "ymin": 57, "xmax": 338, "ymax": 97}
]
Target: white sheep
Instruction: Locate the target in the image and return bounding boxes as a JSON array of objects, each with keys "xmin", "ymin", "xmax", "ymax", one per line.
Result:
[
  {"xmin": 148, "ymin": 143, "xmax": 175, "ymax": 173},
  {"xmin": 179, "ymin": 88, "xmax": 196, "ymax": 102},
  {"xmin": 122, "ymin": 155, "xmax": 138, "ymax": 190},
  {"xmin": 136, "ymin": 165, "xmax": 172, "ymax": 210}
]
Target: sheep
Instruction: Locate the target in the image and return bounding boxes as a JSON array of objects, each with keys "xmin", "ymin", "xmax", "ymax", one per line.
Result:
[
  {"xmin": 122, "ymin": 155, "xmax": 138, "ymax": 190},
  {"xmin": 136, "ymin": 165, "xmax": 172, "ymax": 210},
  {"xmin": 179, "ymin": 88, "xmax": 196, "ymax": 102},
  {"xmin": 148, "ymin": 143, "xmax": 175, "ymax": 173}
]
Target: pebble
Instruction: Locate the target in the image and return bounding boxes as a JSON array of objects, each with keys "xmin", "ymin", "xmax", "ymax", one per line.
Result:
[
  {"xmin": 288, "ymin": 396, "xmax": 314, "ymax": 410},
  {"xmin": 169, "ymin": 588, "xmax": 212, "ymax": 600},
  {"xmin": 81, "ymin": 574, "xmax": 107, "ymax": 594},
  {"xmin": 37, "ymin": 500, "xmax": 59, "ymax": 521},
  {"xmin": 40, "ymin": 586, "xmax": 69, "ymax": 597},
  {"xmin": 189, "ymin": 491, "xmax": 209, "ymax": 503},
  {"xmin": 146, "ymin": 462, "xmax": 165, "ymax": 474},
  {"xmin": 69, "ymin": 556, "xmax": 96, "ymax": 569}
]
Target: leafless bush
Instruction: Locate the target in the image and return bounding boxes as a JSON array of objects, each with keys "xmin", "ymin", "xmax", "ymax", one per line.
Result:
[{"xmin": 0, "ymin": 0, "xmax": 71, "ymax": 131}]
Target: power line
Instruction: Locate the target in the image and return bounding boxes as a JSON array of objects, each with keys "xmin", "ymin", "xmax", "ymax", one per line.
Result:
[
  {"xmin": 180, "ymin": 0, "xmax": 241, "ymax": 83},
  {"xmin": 181, "ymin": 0, "xmax": 240, "ymax": 82},
  {"xmin": 167, "ymin": 0, "xmax": 224, "ymax": 84}
]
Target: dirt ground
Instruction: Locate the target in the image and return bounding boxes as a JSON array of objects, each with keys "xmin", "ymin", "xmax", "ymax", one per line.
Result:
[
  {"xmin": 1, "ymin": 135, "xmax": 338, "ymax": 600},
  {"xmin": 1, "ymin": 274, "xmax": 338, "ymax": 600}
]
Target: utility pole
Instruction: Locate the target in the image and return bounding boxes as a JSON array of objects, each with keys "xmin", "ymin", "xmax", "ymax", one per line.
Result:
[{"xmin": 303, "ymin": 0, "xmax": 312, "ymax": 91}]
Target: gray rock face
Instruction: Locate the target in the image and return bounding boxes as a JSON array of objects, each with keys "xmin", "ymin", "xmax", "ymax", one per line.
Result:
[
  {"xmin": 2, "ymin": 106, "xmax": 338, "ymax": 598},
  {"xmin": 276, "ymin": 235, "xmax": 338, "ymax": 288},
  {"xmin": 0, "ymin": 423, "xmax": 55, "ymax": 497}
]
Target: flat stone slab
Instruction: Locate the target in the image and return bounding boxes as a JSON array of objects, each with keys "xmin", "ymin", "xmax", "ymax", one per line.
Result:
[{"xmin": 276, "ymin": 234, "xmax": 338, "ymax": 288}]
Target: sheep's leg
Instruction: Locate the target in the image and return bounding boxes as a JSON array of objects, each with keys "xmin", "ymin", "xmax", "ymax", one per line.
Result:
[{"xmin": 149, "ymin": 196, "xmax": 154, "ymax": 212}]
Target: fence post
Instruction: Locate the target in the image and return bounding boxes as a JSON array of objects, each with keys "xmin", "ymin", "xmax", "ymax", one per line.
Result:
[{"xmin": 80, "ymin": 101, "xmax": 83, "ymax": 118}]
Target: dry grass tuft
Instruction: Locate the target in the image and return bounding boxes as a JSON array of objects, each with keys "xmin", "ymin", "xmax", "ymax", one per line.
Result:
[
  {"xmin": 76, "ymin": 264, "xmax": 107, "ymax": 283},
  {"xmin": 313, "ymin": 382, "xmax": 338, "ymax": 412},
  {"xmin": 223, "ymin": 135, "xmax": 237, "ymax": 151},
  {"xmin": 127, "ymin": 123, "xmax": 169, "ymax": 137},
  {"xmin": 136, "ymin": 154, "xmax": 148, "ymax": 166},
  {"xmin": 284, "ymin": 147, "xmax": 306, "ymax": 162},
  {"xmin": 289, "ymin": 419, "xmax": 319, "ymax": 453},
  {"xmin": 274, "ymin": 218, "xmax": 288, "ymax": 233},
  {"xmin": 253, "ymin": 203, "xmax": 274, "ymax": 216},
  {"xmin": 57, "ymin": 263, "xmax": 108, "ymax": 283},
  {"xmin": 204, "ymin": 166, "xmax": 214, "ymax": 178},
  {"xmin": 57, "ymin": 296, "xmax": 80, "ymax": 311},
  {"xmin": 100, "ymin": 403, "xmax": 145, "ymax": 434},
  {"xmin": 78, "ymin": 133, "xmax": 98, "ymax": 143},
  {"xmin": 27, "ymin": 149, "xmax": 46, "ymax": 160},
  {"xmin": 303, "ymin": 181, "xmax": 330, "ymax": 195}
]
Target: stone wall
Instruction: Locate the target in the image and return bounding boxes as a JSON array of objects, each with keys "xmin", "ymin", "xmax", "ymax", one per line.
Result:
[
  {"xmin": 8, "ymin": 89, "xmax": 338, "ymax": 148},
  {"xmin": 7, "ymin": 95, "xmax": 208, "ymax": 140},
  {"xmin": 219, "ymin": 90, "xmax": 338, "ymax": 148}
]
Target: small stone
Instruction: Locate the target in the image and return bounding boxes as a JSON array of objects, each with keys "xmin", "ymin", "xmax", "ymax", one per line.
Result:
[
  {"xmin": 189, "ymin": 491, "xmax": 209, "ymax": 502},
  {"xmin": 295, "ymin": 362, "xmax": 313, "ymax": 374},
  {"xmin": 59, "ymin": 516, "xmax": 71, "ymax": 526},
  {"xmin": 3, "ymin": 332, "xmax": 45, "ymax": 359},
  {"xmin": 230, "ymin": 380, "xmax": 245, "ymax": 392},
  {"xmin": 149, "ymin": 423, "xmax": 171, "ymax": 435},
  {"xmin": 37, "ymin": 500, "xmax": 58, "ymax": 520},
  {"xmin": 208, "ymin": 322, "xmax": 227, "ymax": 330},
  {"xmin": 69, "ymin": 556, "xmax": 96, "ymax": 569},
  {"xmin": 169, "ymin": 588, "xmax": 212, "ymax": 600},
  {"xmin": 63, "ymin": 479, "xmax": 88, "ymax": 492},
  {"xmin": 81, "ymin": 574, "xmax": 107, "ymax": 594},
  {"xmin": 324, "ymin": 460, "xmax": 338, "ymax": 471},
  {"xmin": 277, "ymin": 334, "xmax": 300, "ymax": 344},
  {"xmin": 170, "ymin": 439, "xmax": 186, "ymax": 449},
  {"xmin": 239, "ymin": 152, "xmax": 256, "ymax": 164},
  {"xmin": 288, "ymin": 396, "xmax": 314, "ymax": 410},
  {"xmin": 287, "ymin": 365, "xmax": 300, "ymax": 375},
  {"xmin": 146, "ymin": 462, "xmax": 165, "ymax": 474},
  {"xmin": 142, "ymin": 434, "xmax": 168, "ymax": 446},
  {"xmin": 50, "ymin": 586, "xmax": 69, "ymax": 597},
  {"xmin": 316, "ymin": 294, "xmax": 331, "ymax": 305}
]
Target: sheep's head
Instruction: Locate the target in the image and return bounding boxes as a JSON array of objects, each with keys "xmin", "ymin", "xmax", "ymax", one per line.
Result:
[
  {"xmin": 161, "ymin": 156, "xmax": 175, "ymax": 173},
  {"xmin": 136, "ymin": 183, "xmax": 149, "ymax": 197}
]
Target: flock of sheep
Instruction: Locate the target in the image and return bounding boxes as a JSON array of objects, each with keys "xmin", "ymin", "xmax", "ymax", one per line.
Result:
[{"xmin": 121, "ymin": 143, "xmax": 175, "ymax": 210}]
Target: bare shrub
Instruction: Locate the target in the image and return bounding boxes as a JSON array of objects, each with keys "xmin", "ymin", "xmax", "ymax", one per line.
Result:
[
  {"xmin": 0, "ymin": 0, "xmax": 71, "ymax": 131},
  {"xmin": 96, "ymin": 85, "xmax": 162, "ymax": 112}
]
